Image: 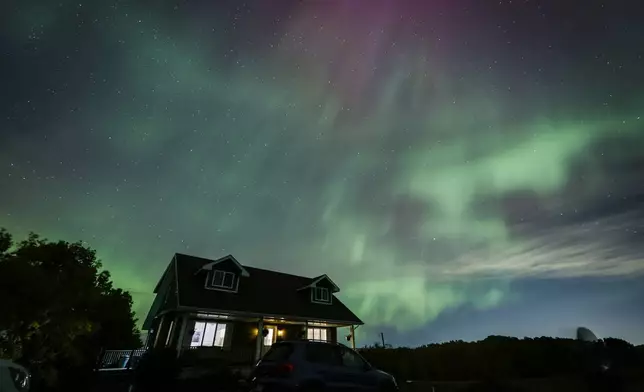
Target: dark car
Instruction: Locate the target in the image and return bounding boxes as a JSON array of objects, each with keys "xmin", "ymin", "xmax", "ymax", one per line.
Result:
[
  {"xmin": 249, "ymin": 340, "xmax": 398, "ymax": 392},
  {"xmin": 0, "ymin": 359, "xmax": 31, "ymax": 392}
]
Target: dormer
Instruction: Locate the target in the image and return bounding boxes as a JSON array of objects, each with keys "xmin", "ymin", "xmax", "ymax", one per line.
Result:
[
  {"xmin": 297, "ymin": 274, "xmax": 340, "ymax": 305},
  {"xmin": 198, "ymin": 254, "xmax": 250, "ymax": 293}
]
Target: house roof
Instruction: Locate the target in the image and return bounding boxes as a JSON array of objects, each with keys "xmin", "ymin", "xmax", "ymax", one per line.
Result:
[
  {"xmin": 173, "ymin": 253, "xmax": 363, "ymax": 325},
  {"xmin": 153, "ymin": 260, "xmax": 173, "ymax": 293}
]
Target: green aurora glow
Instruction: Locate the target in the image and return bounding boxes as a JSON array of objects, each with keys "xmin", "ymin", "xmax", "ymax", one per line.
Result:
[{"xmin": 2, "ymin": 1, "xmax": 643, "ymax": 342}]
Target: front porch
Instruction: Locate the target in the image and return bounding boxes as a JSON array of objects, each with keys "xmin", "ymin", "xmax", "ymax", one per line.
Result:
[{"xmin": 148, "ymin": 309, "xmax": 358, "ymax": 366}]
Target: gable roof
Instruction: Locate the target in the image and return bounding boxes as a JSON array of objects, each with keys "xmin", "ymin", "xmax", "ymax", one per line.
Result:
[
  {"xmin": 172, "ymin": 253, "xmax": 363, "ymax": 325},
  {"xmin": 297, "ymin": 274, "xmax": 340, "ymax": 293},
  {"xmin": 199, "ymin": 254, "xmax": 250, "ymax": 277},
  {"xmin": 152, "ymin": 254, "xmax": 176, "ymax": 293}
]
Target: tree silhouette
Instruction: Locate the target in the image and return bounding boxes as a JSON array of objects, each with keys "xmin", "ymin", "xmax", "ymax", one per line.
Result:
[
  {"xmin": 359, "ymin": 335, "xmax": 644, "ymax": 384},
  {"xmin": 0, "ymin": 228, "xmax": 140, "ymax": 390}
]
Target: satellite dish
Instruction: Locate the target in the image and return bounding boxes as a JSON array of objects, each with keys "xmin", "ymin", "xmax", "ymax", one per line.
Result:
[
  {"xmin": 577, "ymin": 327, "xmax": 599, "ymax": 342},
  {"xmin": 577, "ymin": 327, "xmax": 612, "ymax": 374}
]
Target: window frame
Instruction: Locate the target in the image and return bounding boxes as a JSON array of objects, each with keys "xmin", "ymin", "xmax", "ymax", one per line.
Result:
[
  {"xmin": 312, "ymin": 286, "xmax": 332, "ymax": 304},
  {"xmin": 306, "ymin": 327, "xmax": 328, "ymax": 342},
  {"xmin": 190, "ymin": 321, "xmax": 228, "ymax": 348},
  {"xmin": 206, "ymin": 270, "xmax": 238, "ymax": 292}
]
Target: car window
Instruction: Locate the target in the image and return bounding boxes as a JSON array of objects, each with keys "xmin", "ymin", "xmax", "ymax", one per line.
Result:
[
  {"xmin": 262, "ymin": 343, "xmax": 293, "ymax": 361},
  {"xmin": 304, "ymin": 343, "xmax": 342, "ymax": 366},
  {"xmin": 340, "ymin": 347, "xmax": 367, "ymax": 369}
]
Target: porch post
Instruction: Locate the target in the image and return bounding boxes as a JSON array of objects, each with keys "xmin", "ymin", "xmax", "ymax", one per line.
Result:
[
  {"xmin": 164, "ymin": 317, "xmax": 176, "ymax": 347},
  {"xmin": 350, "ymin": 325, "xmax": 356, "ymax": 350},
  {"xmin": 152, "ymin": 315, "xmax": 165, "ymax": 348},
  {"xmin": 175, "ymin": 314, "xmax": 188, "ymax": 357},
  {"xmin": 254, "ymin": 317, "xmax": 264, "ymax": 362}
]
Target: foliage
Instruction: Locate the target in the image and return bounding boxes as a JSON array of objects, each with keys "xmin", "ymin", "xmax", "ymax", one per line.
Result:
[
  {"xmin": 0, "ymin": 228, "xmax": 141, "ymax": 390},
  {"xmin": 360, "ymin": 335, "xmax": 644, "ymax": 383}
]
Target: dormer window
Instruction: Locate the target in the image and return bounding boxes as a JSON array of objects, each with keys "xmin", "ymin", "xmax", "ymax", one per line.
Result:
[
  {"xmin": 312, "ymin": 287, "xmax": 331, "ymax": 304},
  {"xmin": 298, "ymin": 274, "xmax": 339, "ymax": 305},
  {"xmin": 208, "ymin": 270, "xmax": 236, "ymax": 291},
  {"xmin": 199, "ymin": 255, "xmax": 249, "ymax": 293}
]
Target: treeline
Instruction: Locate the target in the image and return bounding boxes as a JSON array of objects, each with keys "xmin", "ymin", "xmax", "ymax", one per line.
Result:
[
  {"xmin": 359, "ymin": 336, "xmax": 644, "ymax": 382},
  {"xmin": 0, "ymin": 229, "xmax": 141, "ymax": 391}
]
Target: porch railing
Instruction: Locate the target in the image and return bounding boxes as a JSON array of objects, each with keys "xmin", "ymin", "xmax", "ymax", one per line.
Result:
[
  {"xmin": 97, "ymin": 349, "xmax": 147, "ymax": 370},
  {"xmin": 97, "ymin": 346, "xmax": 257, "ymax": 371}
]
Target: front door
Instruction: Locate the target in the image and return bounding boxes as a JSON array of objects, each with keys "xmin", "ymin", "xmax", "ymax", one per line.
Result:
[{"xmin": 262, "ymin": 325, "xmax": 276, "ymax": 352}]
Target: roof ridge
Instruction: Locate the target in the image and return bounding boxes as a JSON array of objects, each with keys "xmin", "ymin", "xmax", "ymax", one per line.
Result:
[
  {"xmin": 174, "ymin": 252, "xmax": 216, "ymax": 262},
  {"xmin": 175, "ymin": 252, "xmax": 316, "ymax": 280},
  {"xmin": 243, "ymin": 265, "xmax": 313, "ymax": 280}
]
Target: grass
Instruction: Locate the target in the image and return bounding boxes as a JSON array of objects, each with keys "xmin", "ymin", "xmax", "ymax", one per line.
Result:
[{"xmin": 401, "ymin": 375, "xmax": 644, "ymax": 392}]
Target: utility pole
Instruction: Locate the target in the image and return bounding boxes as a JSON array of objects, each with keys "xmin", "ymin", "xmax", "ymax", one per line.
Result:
[{"xmin": 380, "ymin": 332, "xmax": 385, "ymax": 348}]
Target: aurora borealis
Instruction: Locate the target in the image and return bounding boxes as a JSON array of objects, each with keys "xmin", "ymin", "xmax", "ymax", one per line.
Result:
[{"xmin": 1, "ymin": 0, "xmax": 643, "ymax": 345}]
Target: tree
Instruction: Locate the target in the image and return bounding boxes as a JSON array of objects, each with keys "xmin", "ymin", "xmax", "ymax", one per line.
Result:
[
  {"xmin": 359, "ymin": 335, "xmax": 644, "ymax": 384},
  {"xmin": 0, "ymin": 228, "xmax": 140, "ymax": 390}
]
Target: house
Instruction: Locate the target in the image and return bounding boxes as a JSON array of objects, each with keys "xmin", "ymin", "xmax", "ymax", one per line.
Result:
[{"xmin": 142, "ymin": 253, "xmax": 363, "ymax": 365}]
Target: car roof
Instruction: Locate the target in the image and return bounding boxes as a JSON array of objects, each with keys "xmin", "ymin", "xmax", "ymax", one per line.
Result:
[{"xmin": 0, "ymin": 359, "xmax": 29, "ymax": 373}]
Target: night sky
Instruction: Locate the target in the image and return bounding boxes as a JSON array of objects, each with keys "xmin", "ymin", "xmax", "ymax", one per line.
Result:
[{"xmin": 1, "ymin": 0, "xmax": 643, "ymax": 346}]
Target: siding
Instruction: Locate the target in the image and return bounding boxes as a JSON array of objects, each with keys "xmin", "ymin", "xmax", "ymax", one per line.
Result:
[
  {"xmin": 329, "ymin": 327, "xmax": 338, "ymax": 343},
  {"xmin": 230, "ymin": 320, "xmax": 257, "ymax": 351}
]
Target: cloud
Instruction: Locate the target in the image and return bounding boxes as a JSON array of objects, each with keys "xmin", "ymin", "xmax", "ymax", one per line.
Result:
[{"xmin": 440, "ymin": 211, "xmax": 644, "ymax": 280}]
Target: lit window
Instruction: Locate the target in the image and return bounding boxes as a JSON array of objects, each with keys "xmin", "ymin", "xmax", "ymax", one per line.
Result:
[
  {"xmin": 210, "ymin": 270, "xmax": 236, "ymax": 290},
  {"xmin": 313, "ymin": 287, "xmax": 330, "ymax": 302},
  {"xmin": 191, "ymin": 321, "xmax": 227, "ymax": 347},
  {"xmin": 214, "ymin": 324, "xmax": 227, "ymax": 347},
  {"xmin": 202, "ymin": 322, "xmax": 217, "ymax": 346},
  {"xmin": 307, "ymin": 327, "xmax": 328, "ymax": 341}
]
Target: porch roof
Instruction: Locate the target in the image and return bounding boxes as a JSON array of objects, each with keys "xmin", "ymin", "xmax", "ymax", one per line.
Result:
[{"xmin": 171, "ymin": 307, "xmax": 358, "ymax": 327}]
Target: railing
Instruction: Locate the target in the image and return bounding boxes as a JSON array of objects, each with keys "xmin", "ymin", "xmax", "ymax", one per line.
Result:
[
  {"xmin": 97, "ymin": 349, "xmax": 147, "ymax": 370},
  {"xmin": 96, "ymin": 346, "xmax": 257, "ymax": 371}
]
